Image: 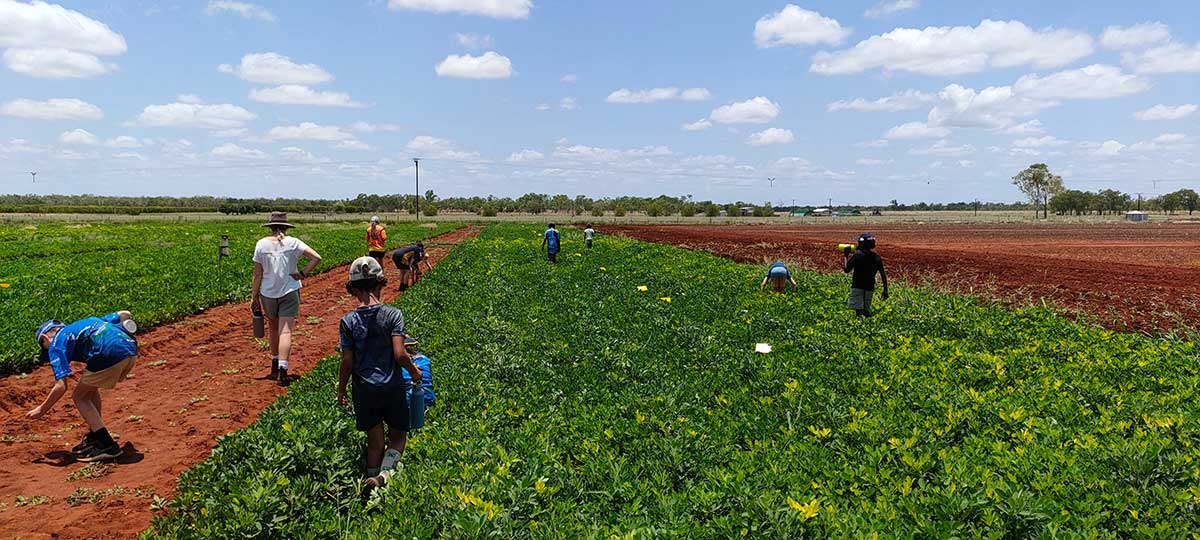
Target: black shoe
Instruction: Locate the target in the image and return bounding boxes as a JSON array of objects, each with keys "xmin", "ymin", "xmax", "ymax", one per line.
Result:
[
  {"xmin": 267, "ymin": 367, "xmax": 279, "ymax": 380},
  {"xmin": 277, "ymin": 368, "xmax": 290, "ymax": 387},
  {"xmin": 76, "ymin": 441, "xmax": 122, "ymax": 462},
  {"xmin": 71, "ymin": 432, "xmax": 96, "ymax": 453}
]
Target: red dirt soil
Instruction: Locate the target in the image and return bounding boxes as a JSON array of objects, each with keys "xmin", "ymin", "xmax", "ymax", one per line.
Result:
[
  {"xmin": 610, "ymin": 223, "xmax": 1200, "ymax": 334},
  {"xmin": 0, "ymin": 225, "xmax": 479, "ymax": 540}
]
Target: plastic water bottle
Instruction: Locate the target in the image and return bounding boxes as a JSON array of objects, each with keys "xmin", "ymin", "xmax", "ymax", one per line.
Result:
[
  {"xmin": 408, "ymin": 384, "xmax": 426, "ymax": 429},
  {"xmin": 252, "ymin": 306, "xmax": 265, "ymax": 338}
]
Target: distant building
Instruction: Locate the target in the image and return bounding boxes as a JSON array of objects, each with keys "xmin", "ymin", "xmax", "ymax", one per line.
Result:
[
  {"xmin": 1125, "ymin": 211, "xmax": 1149, "ymax": 222},
  {"xmin": 739, "ymin": 206, "xmax": 754, "ymax": 216},
  {"xmin": 806, "ymin": 208, "xmax": 832, "ymax": 217}
]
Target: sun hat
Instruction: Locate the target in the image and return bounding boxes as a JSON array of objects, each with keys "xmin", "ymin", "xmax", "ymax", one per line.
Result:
[
  {"xmin": 262, "ymin": 211, "xmax": 294, "ymax": 228},
  {"xmin": 35, "ymin": 319, "xmax": 65, "ymax": 344},
  {"xmin": 348, "ymin": 256, "xmax": 384, "ymax": 281},
  {"xmin": 370, "ymin": 215, "xmax": 380, "ymax": 223}
]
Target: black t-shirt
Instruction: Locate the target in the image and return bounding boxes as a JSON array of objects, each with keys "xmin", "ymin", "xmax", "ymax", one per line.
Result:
[{"xmin": 846, "ymin": 250, "xmax": 884, "ymax": 291}]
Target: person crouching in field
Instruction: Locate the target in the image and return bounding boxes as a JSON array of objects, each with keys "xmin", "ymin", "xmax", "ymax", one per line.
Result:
[
  {"xmin": 337, "ymin": 256, "xmax": 423, "ymax": 488},
  {"xmin": 760, "ymin": 261, "xmax": 798, "ymax": 293},
  {"xmin": 366, "ymin": 216, "xmax": 387, "ymax": 267},
  {"xmin": 27, "ymin": 311, "xmax": 138, "ymax": 462},
  {"xmin": 391, "ymin": 241, "xmax": 426, "ymax": 291},
  {"xmin": 541, "ymin": 223, "xmax": 561, "ymax": 262},
  {"xmin": 252, "ymin": 212, "xmax": 322, "ymax": 386},
  {"xmin": 843, "ymin": 232, "xmax": 889, "ymax": 317}
]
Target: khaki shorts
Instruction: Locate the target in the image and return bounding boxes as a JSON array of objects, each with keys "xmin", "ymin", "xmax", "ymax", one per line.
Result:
[
  {"xmin": 80, "ymin": 356, "xmax": 136, "ymax": 390},
  {"xmin": 848, "ymin": 288, "xmax": 874, "ymax": 311},
  {"xmin": 262, "ymin": 290, "xmax": 300, "ymax": 318}
]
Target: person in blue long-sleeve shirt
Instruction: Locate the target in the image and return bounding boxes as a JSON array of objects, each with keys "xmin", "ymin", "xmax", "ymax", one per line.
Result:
[{"xmin": 27, "ymin": 310, "xmax": 139, "ymax": 462}]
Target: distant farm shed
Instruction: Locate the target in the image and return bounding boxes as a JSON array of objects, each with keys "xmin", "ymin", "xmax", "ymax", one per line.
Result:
[{"xmin": 1125, "ymin": 211, "xmax": 1149, "ymax": 222}]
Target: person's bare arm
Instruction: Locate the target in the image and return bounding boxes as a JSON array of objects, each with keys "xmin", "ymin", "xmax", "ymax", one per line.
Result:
[
  {"xmin": 294, "ymin": 247, "xmax": 322, "ymax": 279},
  {"xmin": 790, "ymin": 276, "xmax": 799, "ymax": 291},
  {"xmin": 337, "ymin": 349, "xmax": 354, "ymax": 407},
  {"xmin": 843, "ymin": 253, "xmax": 855, "ymax": 273},
  {"xmin": 760, "ymin": 276, "xmax": 769, "ymax": 290},
  {"xmin": 880, "ymin": 265, "xmax": 889, "ymax": 300},
  {"xmin": 27, "ymin": 378, "xmax": 68, "ymax": 418},
  {"xmin": 251, "ymin": 262, "xmax": 264, "ymax": 310},
  {"xmin": 391, "ymin": 335, "xmax": 421, "ymax": 384}
]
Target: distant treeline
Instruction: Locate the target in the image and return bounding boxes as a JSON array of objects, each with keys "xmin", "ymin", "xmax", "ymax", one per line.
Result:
[
  {"xmin": 3, "ymin": 192, "xmax": 1037, "ymax": 216},
  {"xmin": 1049, "ymin": 188, "xmax": 1198, "ymax": 215}
]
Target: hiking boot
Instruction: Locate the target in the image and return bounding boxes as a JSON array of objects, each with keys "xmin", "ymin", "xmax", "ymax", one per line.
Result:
[
  {"xmin": 71, "ymin": 432, "xmax": 96, "ymax": 453},
  {"xmin": 277, "ymin": 368, "xmax": 291, "ymax": 387},
  {"xmin": 76, "ymin": 441, "xmax": 122, "ymax": 462},
  {"xmin": 267, "ymin": 358, "xmax": 280, "ymax": 380},
  {"xmin": 363, "ymin": 470, "xmax": 392, "ymax": 488}
]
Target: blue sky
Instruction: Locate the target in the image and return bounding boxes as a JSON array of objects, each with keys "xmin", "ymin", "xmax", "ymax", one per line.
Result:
[{"xmin": 1, "ymin": 0, "xmax": 1198, "ymax": 205}]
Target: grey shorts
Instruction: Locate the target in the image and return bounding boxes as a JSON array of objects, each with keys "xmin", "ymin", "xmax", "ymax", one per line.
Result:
[
  {"xmin": 262, "ymin": 290, "xmax": 300, "ymax": 318},
  {"xmin": 848, "ymin": 288, "xmax": 873, "ymax": 311}
]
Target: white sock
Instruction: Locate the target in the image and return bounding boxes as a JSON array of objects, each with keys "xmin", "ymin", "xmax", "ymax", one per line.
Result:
[
  {"xmin": 278, "ymin": 359, "xmax": 289, "ymax": 370},
  {"xmin": 381, "ymin": 449, "xmax": 401, "ymax": 471}
]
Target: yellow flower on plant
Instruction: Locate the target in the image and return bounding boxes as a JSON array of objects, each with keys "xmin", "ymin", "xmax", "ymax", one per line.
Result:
[
  {"xmin": 659, "ymin": 296, "xmax": 671, "ymax": 302},
  {"xmin": 637, "ymin": 285, "xmax": 648, "ymax": 292},
  {"xmin": 786, "ymin": 496, "xmax": 820, "ymax": 520},
  {"xmin": 0, "ymin": 283, "xmax": 9, "ymax": 288},
  {"xmin": 599, "ymin": 267, "xmax": 607, "ymax": 271}
]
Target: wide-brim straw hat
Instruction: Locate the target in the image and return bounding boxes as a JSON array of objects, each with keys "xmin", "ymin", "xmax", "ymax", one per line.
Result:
[{"xmin": 262, "ymin": 211, "xmax": 295, "ymax": 228}]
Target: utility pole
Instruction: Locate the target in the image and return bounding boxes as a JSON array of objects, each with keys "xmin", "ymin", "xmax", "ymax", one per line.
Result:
[
  {"xmin": 1136, "ymin": 192, "xmax": 1144, "ymax": 211},
  {"xmin": 412, "ymin": 158, "xmax": 420, "ymax": 221}
]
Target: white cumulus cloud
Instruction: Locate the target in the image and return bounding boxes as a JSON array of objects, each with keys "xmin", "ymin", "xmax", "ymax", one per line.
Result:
[
  {"xmin": 755, "ymin": 4, "xmax": 850, "ymax": 48},
  {"xmin": 811, "ymin": 19, "xmax": 1093, "ymax": 76},
  {"xmin": 205, "ymin": 1, "xmax": 276, "ymax": 22},
  {"xmin": 388, "ymin": 0, "xmax": 531, "ymax": 19},
  {"xmin": 681, "ymin": 118, "xmax": 712, "ymax": 131},
  {"xmin": 1, "ymin": 97, "xmax": 103, "ymax": 120},
  {"xmin": 606, "ymin": 87, "xmax": 711, "ymax": 104},
  {"xmin": 434, "ymin": 51, "xmax": 513, "ymax": 79},
  {"xmin": 927, "ymin": 84, "xmax": 1051, "ymax": 130},
  {"xmin": 710, "ymin": 97, "xmax": 780, "ymax": 124},
  {"xmin": 1099, "ymin": 22, "xmax": 1170, "ymax": 50},
  {"xmin": 746, "ymin": 128, "xmax": 794, "ymax": 146},
  {"xmin": 827, "ymin": 89, "xmax": 933, "ymax": 112},
  {"xmin": 133, "ymin": 102, "xmax": 255, "ymax": 129},
  {"xmin": 507, "ymin": 149, "xmax": 544, "ymax": 162},
  {"xmin": 1012, "ymin": 136, "xmax": 1068, "ymax": 148},
  {"xmin": 1134, "ymin": 104, "xmax": 1197, "ymax": 121},
  {"xmin": 267, "ymin": 122, "xmax": 355, "ymax": 141},
  {"xmin": 249, "ymin": 85, "xmax": 368, "ymax": 108},
  {"xmin": 58, "ymin": 128, "xmax": 98, "ymax": 145},
  {"xmin": 884, "ymin": 121, "xmax": 949, "ymax": 139},
  {"xmin": 1012, "ymin": 64, "xmax": 1150, "ymax": 99},
  {"xmin": 211, "ymin": 142, "xmax": 269, "ymax": 160},
  {"xmin": 0, "ymin": 0, "xmax": 127, "ymax": 54},
  {"xmin": 864, "ymin": 0, "xmax": 918, "ymax": 19},
  {"xmin": 1124, "ymin": 42, "xmax": 1200, "ymax": 74},
  {"xmin": 218, "ymin": 52, "xmax": 333, "ymax": 85},
  {"xmin": 2, "ymin": 47, "xmax": 115, "ymax": 78}
]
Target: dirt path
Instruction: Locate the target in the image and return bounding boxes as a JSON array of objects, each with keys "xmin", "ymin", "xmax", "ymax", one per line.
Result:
[
  {"xmin": 610, "ymin": 223, "xmax": 1200, "ymax": 335},
  {"xmin": 0, "ymin": 226, "xmax": 480, "ymax": 540}
]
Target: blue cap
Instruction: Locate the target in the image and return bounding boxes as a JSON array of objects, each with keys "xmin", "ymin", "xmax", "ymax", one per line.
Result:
[
  {"xmin": 35, "ymin": 320, "xmax": 65, "ymax": 345},
  {"xmin": 403, "ymin": 336, "xmax": 419, "ymax": 346}
]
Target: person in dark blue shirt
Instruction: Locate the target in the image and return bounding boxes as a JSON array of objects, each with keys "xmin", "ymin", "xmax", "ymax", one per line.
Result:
[
  {"xmin": 541, "ymin": 223, "xmax": 561, "ymax": 263},
  {"xmin": 843, "ymin": 232, "xmax": 889, "ymax": 317},
  {"xmin": 28, "ymin": 310, "xmax": 138, "ymax": 462},
  {"xmin": 760, "ymin": 261, "xmax": 798, "ymax": 293},
  {"xmin": 337, "ymin": 256, "xmax": 423, "ymax": 488}
]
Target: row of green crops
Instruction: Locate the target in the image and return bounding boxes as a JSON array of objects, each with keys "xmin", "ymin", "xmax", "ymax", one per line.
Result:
[
  {"xmin": 0, "ymin": 220, "xmax": 458, "ymax": 373},
  {"xmin": 148, "ymin": 224, "xmax": 1200, "ymax": 538}
]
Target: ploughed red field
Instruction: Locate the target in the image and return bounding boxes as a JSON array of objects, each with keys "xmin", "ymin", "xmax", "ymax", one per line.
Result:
[{"xmin": 610, "ymin": 222, "xmax": 1200, "ymax": 335}]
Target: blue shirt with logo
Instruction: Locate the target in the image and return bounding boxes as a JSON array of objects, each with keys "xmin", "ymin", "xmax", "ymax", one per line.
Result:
[
  {"xmin": 544, "ymin": 229, "xmax": 561, "ymax": 253},
  {"xmin": 47, "ymin": 313, "xmax": 138, "ymax": 380}
]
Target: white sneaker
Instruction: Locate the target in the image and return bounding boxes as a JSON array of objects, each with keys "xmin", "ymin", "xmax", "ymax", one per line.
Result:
[{"xmin": 381, "ymin": 449, "xmax": 402, "ymax": 472}]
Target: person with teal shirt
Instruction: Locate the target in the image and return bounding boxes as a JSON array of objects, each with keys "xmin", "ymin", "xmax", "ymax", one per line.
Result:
[{"xmin": 541, "ymin": 223, "xmax": 561, "ymax": 263}]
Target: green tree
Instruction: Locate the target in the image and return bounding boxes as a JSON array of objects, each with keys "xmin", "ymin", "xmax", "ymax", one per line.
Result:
[
  {"xmin": 1175, "ymin": 189, "xmax": 1199, "ymax": 215},
  {"xmin": 1012, "ymin": 163, "xmax": 1065, "ymax": 219}
]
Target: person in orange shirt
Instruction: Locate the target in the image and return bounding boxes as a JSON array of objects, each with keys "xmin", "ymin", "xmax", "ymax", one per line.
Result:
[{"xmin": 366, "ymin": 216, "xmax": 387, "ymax": 266}]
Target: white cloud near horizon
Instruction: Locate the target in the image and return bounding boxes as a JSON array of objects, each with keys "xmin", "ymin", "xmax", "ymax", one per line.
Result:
[
  {"xmin": 434, "ymin": 51, "xmax": 513, "ymax": 79},
  {"xmin": 1134, "ymin": 104, "xmax": 1197, "ymax": 121},
  {"xmin": 828, "ymin": 90, "xmax": 934, "ymax": 112},
  {"xmin": 249, "ymin": 85, "xmax": 368, "ymax": 108},
  {"xmin": 132, "ymin": 102, "xmax": 255, "ymax": 129},
  {"xmin": 267, "ymin": 122, "xmax": 355, "ymax": 141},
  {"xmin": 1099, "ymin": 22, "xmax": 1170, "ymax": 50},
  {"xmin": 746, "ymin": 128, "xmax": 794, "ymax": 146}
]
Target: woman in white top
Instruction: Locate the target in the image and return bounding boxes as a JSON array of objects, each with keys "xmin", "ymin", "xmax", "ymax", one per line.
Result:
[{"xmin": 251, "ymin": 212, "xmax": 322, "ymax": 386}]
